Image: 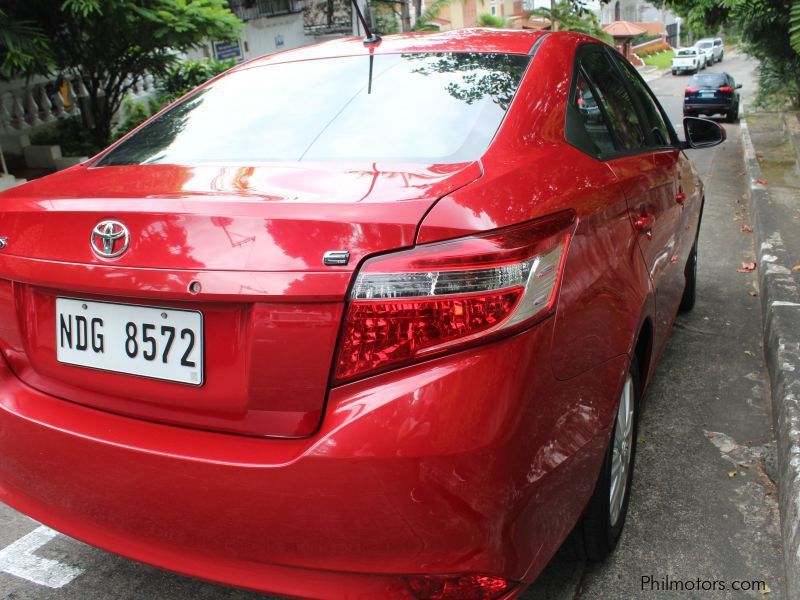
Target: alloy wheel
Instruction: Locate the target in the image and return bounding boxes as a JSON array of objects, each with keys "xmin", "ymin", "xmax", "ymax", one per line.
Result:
[{"xmin": 609, "ymin": 373, "xmax": 635, "ymax": 527}]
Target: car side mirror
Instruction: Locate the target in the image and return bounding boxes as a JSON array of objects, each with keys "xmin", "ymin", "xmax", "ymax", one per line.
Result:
[
  {"xmin": 735, "ymin": 83, "xmax": 742, "ymax": 89},
  {"xmin": 682, "ymin": 117, "xmax": 726, "ymax": 149}
]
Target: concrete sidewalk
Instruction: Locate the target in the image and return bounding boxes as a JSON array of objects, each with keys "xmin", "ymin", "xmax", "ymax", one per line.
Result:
[{"xmin": 742, "ymin": 111, "xmax": 800, "ymax": 599}]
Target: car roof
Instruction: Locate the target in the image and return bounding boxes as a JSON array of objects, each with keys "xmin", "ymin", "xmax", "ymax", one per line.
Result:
[{"xmin": 233, "ymin": 28, "xmax": 551, "ymax": 70}]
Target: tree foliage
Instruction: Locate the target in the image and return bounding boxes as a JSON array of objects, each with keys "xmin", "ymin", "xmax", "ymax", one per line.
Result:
[
  {"xmin": 529, "ymin": 1, "xmax": 612, "ymax": 43},
  {"xmin": 477, "ymin": 14, "xmax": 507, "ymax": 27},
  {"xmin": 668, "ymin": 0, "xmax": 800, "ymax": 107},
  {"xmin": 0, "ymin": 9, "xmax": 50, "ymax": 77},
  {"xmin": 3, "ymin": 0, "xmax": 241, "ymax": 147}
]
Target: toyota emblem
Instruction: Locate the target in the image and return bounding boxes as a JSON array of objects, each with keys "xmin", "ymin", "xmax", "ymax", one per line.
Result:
[{"xmin": 91, "ymin": 220, "xmax": 130, "ymax": 259}]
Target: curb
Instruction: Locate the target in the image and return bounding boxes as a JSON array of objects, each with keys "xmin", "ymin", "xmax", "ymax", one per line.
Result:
[{"xmin": 741, "ymin": 118, "xmax": 800, "ymax": 600}]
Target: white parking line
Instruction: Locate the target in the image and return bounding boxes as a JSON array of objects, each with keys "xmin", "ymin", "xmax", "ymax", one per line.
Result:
[{"xmin": 0, "ymin": 525, "xmax": 84, "ymax": 588}]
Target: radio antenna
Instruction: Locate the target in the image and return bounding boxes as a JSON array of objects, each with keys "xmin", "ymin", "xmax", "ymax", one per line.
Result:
[{"xmin": 350, "ymin": 0, "xmax": 381, "ymax": 45}]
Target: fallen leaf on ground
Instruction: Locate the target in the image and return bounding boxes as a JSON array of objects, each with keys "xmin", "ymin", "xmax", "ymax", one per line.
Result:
[
  {"xmin": 756, "ymin": 178, "xmax": 767, "ymax": 184},
  {"xmin": 741, "ymin": 224, "xmax": 753, "ymax": 233},
  {"xmin": 749, "ymin": 291, "xmax": 759, "ymax": 297},
  {"xmin": 728, "ymin": 471, "xmax": 737, "ymax": 478},
  {"xmin": 744, "ymin": 350, "xmax": 755, "ymax": 357},
  {"xmin": 738, "ymin": 171, "xmax": 745, "ymax": 176},
  {"xmin": 793, "ymin": 265, "xmax": 800, "ymax": 271},
  {"xmin": 737, "ymin": 262, "xmax": 757, "ymax": 273},
  {"xmin": 761, "ymin": 584, "xmax": 771, "ymax": 595},
  {"xmin": 739, "ymin": 463, "xmax": 751, "ymax": 469},
  {"xmin": 733, "ymin": 215, "xmax": 743, "ymax": 221}
]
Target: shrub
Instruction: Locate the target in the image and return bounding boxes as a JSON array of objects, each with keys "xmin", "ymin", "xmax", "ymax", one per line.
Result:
[
  {"xmin": 635, "ymin": 42, "xmax": 671, "ymax": 58},
  {"xmin": 29, "ymin": 116, "xmax": 101, "ymax": 157}
]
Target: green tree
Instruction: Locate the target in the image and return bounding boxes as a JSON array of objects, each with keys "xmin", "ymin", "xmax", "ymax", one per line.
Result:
[
  {"xmin": 668, "ymin": 0, "xmax": 800, "ymax": 107},
  {"xmin": 0, "ymin": 9, "xmax": 50, "ymax": 77},
  {"xmin": 529, "ymin": 1, "xmax": 612, "ymax": 43},
  {"xmin": 413, "ymin": 0, "xmax": 455, "ymax": 31},
  {"xmin": 4, "ymin": 0, "xmax": 241, "ymax": 147}
]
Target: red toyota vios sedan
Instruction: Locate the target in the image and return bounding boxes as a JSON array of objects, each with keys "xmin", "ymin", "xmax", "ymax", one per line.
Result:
[{"xmin": 0, "ymin": 29, "xmax": 724, "ymax": 599}]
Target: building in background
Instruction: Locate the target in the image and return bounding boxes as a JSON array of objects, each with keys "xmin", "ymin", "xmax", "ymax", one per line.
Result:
[
  {"xmin": 189, "ymin": 0, "xmax": 312, "ymax": 63},
  {"xmin": 598, "ymin": 0, "xmax": 681, "ymax": 46}
]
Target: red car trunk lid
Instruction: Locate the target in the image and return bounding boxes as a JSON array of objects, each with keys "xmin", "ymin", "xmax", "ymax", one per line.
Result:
[{"xmin": 0, "ymin": 161, "xmax": 480, "ymax": 437}]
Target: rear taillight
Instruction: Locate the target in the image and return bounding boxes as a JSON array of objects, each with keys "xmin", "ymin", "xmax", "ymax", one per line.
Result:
[
  {"xmin": 333, "ymin": 211, "xmax": 575, "ymax": 383},
  {"xmin": 718, "ymin": 86, "xmax": 733, "ymax": 93},
  {"xmin": 406, "ymin": 574, "xmax": 516, "ymax": 599},
  {"xmin": 685, "ymin": 87, "xmax": 699, "ymax": 93}
]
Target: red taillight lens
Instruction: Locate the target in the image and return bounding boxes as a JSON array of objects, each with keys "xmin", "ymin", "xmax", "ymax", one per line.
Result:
[
  {"xmin": 685, "ymin": 86, "xmax": 699, "ymax": 93},
  {"xmin": 333, "ymin": 211, "xmax": 575, "ymax": 383},
  {"xmin": 406, "ymin": 574, "xmax": 516, "ymax": 599},
  {"xmin": 718, "ymin": 86, "xmax": 733, "ymax": 93}
]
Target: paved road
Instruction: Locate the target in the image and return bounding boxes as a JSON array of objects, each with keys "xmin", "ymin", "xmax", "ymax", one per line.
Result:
[{"xmin": 0, "ymin": 53, "xmax": 784, "ymax": 600}]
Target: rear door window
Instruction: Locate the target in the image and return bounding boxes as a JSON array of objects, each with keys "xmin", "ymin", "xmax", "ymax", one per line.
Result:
[
  {"xmin": 580, "ymin": 49, "xmax": 647, "ymax": 152},
  {"xmin": 614, "ymin": 56, "xmax": 674, "ymax": 147}
]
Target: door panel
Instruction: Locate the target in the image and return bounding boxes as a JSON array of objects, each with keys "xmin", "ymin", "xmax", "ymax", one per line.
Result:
[{"xmin": 608, "ymin": 152, "xmax": 684, "ymax": 352}]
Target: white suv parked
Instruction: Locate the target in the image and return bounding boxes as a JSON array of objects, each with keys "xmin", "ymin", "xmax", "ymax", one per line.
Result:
[{"xmin": 695, "ymin": 38, "xmax": 724, "ymax": 64}]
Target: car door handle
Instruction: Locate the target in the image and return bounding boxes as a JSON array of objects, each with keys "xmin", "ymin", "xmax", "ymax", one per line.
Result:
[{"xmin": 634, "ymin": 214, "xmax": 655, "ymax": 238}]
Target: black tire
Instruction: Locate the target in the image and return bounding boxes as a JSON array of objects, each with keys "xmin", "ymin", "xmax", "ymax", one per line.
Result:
[
  {"xmin": 726, "ymin": 105, "xmax": 740, "ymax": 123},
  {"xmin": 719, "ymin": 52, "xmax": 724, "ymax": 62},
  {"xmin": 567, "ymin": 357, "xmax": 641, "ymax": 561},
  {"xmin": 680, "ymin": 232, "xmax": 699, "ymax": 312}
]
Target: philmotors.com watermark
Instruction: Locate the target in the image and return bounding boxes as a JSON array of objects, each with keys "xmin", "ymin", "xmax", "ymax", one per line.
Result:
[{"xmin": 641, "ymin": 575, "xmax": 769, "ymax": 593}]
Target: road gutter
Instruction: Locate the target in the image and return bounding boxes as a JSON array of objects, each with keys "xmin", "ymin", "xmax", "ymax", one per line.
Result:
[{"xmin": 741, "ymin": 118, "xmax": 800, "ymax": 599}]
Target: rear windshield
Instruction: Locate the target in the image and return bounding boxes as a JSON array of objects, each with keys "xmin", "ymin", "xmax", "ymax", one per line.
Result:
[
  {"xmin": 98, "ymin": 52, "xmax": 531, "ymax": 166},
  {"xmin": 677, "ymin": 49, "xmax": 697, "ymax": 56},
  {"xmin": 690, "ymin": 73, "xmax": 728, "ymax": 87},
  {"xmin": 697, "ymin": 42, "xmax": 713, "ymax": 48}
]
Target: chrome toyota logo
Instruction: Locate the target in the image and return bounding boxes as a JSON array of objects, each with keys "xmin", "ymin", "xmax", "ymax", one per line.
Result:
[{"xmin": 90, "ymin": 220, "xmax": 129, "ymax": 259}]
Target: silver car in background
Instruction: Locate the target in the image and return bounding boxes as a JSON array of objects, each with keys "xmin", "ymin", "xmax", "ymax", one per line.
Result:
[{"xmin": 695, "ymin": 38, "xmax": 724, "ymax": 64}]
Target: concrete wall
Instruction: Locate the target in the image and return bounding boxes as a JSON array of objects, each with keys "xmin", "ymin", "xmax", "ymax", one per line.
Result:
[{"xmin": 186, "ymin": 13, "xmax": 313, "ymax": 63}]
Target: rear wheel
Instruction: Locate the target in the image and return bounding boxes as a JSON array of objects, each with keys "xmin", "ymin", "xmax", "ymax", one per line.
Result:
[
  {"xmin": 726, "ymin": 105, "xmax": 739, "ymax": 123},
  {"xmin": 568, "ymin": 357, "xmax": 640, "ymax": 561}
]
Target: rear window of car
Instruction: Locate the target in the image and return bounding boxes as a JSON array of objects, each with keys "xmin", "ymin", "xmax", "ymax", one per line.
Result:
[
  {"xmin": 690, "ymin": 73, "xmax": 728, "ymax": 87},
  {"xmin": 697, "ymin": 42, "xmax": 713, "ymax": 48},
  {"xmin": 677, "ymin": 49, "xmax": 697, "ymax": 56},
  {"xmin": 98, "ymin": 52, "xmax": 531, "ymax": 166}
]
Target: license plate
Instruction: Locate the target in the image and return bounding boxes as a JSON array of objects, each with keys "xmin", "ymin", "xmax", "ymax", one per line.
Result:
[
  {"xmin": 700, "ymin": 91, "xmax": 715, "ymax": 97},
  {"xmin": 56, "ymin": 298, "xmax": 204, "ymax": 385}
]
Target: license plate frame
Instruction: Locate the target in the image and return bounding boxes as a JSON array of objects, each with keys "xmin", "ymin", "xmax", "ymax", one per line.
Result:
[{"xmin": 55, "ymin": 297, "xmax": 204, "ymax": 386}]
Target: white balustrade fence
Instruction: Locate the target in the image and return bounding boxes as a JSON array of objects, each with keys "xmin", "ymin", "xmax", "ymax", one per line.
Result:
[{"xmin": 0, "ymin": 73, "xmax": 156, "ymax": 136}]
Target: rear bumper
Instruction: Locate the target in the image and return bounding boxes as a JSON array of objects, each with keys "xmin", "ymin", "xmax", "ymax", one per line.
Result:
[
  {"xmin": 0, "ymin": 320, "xmax": 625, "ymax": 598},
  {"xmin": 684, "ymin": 102, "xmax": 733, "ymax": 113}
]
